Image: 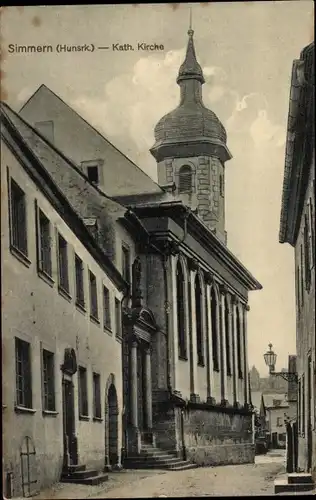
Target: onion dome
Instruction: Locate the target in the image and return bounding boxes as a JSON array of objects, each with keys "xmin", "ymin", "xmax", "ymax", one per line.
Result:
[{"xmin": 150, "ymin": 29, "xmax": 231, "ymax": 163}]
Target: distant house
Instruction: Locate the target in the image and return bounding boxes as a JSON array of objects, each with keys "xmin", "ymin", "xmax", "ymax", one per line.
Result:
[{"xmin": 262, "ymin": 393, "xmax": 289, "ymax": 449}]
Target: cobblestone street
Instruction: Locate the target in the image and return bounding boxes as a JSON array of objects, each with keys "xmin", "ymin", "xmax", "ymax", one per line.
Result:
[{"xmin": 26, "ymin": 451, "xmax": 287, "ymax": 499}]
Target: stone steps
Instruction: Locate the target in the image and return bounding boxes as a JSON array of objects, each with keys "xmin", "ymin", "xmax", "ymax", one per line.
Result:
[
  {"xmin": 61, "ymin": 472, "xmax": 109, "ymax": 486},
  {"xmin": 124, "ymin": 443, "xmax": 197, "ymax": 471},
  {"xmin": 274, "ymin": 473, "xmax": 315, "ymax": 494},
  {"xmin": 61, "ymin": 464, "xmax": 108, "ymax": 486}
]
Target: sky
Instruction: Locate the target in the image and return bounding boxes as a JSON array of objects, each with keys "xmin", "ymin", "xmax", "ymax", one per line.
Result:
[{"xmin": 1, "ymin": 2, "xmax": 314, "ymax": 376}]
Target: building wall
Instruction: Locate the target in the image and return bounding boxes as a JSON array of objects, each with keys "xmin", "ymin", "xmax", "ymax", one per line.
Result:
[
  {"xmin": 157, "ymin": 155, "xmax": 226, "ymax": 243},
  {"xmin": 267, "ymin": 407, "xmax": 288, "ymax": 441},
  {"xmin": 294, "ymin": 148, "xmax": 316, "ymax": 477},
  {"xmin": 183, "ymin": 407, "xmax": 254, "ymax": 465},
  {"xmin": 20, "ymin": 86, "xmax": 161, "ymax": 197},
  {"xmin": 2, "ymin": 142, "xmax": 124, "ymax": 497}
]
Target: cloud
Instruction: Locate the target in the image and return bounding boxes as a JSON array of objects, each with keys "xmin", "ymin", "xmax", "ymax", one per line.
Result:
[
  {"xmin": 226, "ymin": 92, "xmax": 285, "ymax": 148},
  {"xmin": 71, "ymin": 49, "xmax": 186, "ymax": 160},
  {"xmin": 250, "ymin": 109, "xmax": 286, "ymax": 148}
]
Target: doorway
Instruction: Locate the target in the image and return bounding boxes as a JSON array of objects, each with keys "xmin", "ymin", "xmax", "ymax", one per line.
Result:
[
  {"xmin": 108, "ymin": 384, "xmax": 118, "ymax": 467},
  {"xmin": 62, "ymin": 377, "xmax": 77, "ymax": 468},
  {"xmin": 307, "ymin": 356, "xmax": 312, "ymax": 471}
]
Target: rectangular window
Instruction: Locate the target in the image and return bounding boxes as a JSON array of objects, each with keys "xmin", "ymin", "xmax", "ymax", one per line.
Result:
[
  {"xmin": 304, "ymin": 215, "xmax": 311, "ymax": 290},
  {"xmin": 89, "ymin": 271, "xmax": 98, "ymax": 320},
  {"xmin": 276, "ymin": 416, "xmax": 283, "ymax": 427},
  {"xmin": 115, "ymin": 298, "xmax": 122, "ymax": 339},
  {"xmin": 58, "ymin": 233, "xmax": 69, "ymax": 292},
  {"xmin": 37, "ymin": 207, "xmax": 52, "ymax": 276},
  {"xmin": 78, "ymin": 366, "xmax": 88, "ymax": 417},
  {"xmin": 103, "ymin": 286, "xmax": 111, "ymax": 330},
  {"xmin": 9, "ymin": 178, "xmax": 28, "ymax": 256},
  {"xmin": 122, "ymin": 245, "xmax": 131, "ymax": 284},
  {"xmin": 301, "ymin": 374, "xmax": 305, "ymax": 436},
  {"xmin": 296, "ymin": 266, "xmax": 301, "ymax": 312},
  {"xmin": 298, "ymin": 380, "xmax": 301, "ymax": 433},
  {"xmin": 308, "ymin": 199, "xmax": 315, "ymax": 269},
  {"xmin": 75, "ymin": 254, "xmax": 85, "ymax": 308},
  {"xmin": 300, "ymin": 245, "xmax": 304, "ymax": 306},
  {"xmin": 15, "ymin": 338, "xmax": 32, "ymax": 408},
  {"xmin": 87, "ymin": 165, "xmax": 99, "ymax": 185},
  {"xmin": 93, "ymin": 372, "xmax": 101, "ymax": 419},
  {"xmin": 42, "ymin": 349, "xmax": 55, "ymax": 411}
]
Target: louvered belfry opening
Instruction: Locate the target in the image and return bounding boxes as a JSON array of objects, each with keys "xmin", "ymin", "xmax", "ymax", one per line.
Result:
[{"xmin": 179, "ymin": 165, "xmax": 192, "ymax": 193}]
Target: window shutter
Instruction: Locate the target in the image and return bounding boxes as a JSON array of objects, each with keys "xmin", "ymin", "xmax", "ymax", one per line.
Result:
[{"xmin": 179, "ymin": 165, "xmax": 193, "ymax": 193}]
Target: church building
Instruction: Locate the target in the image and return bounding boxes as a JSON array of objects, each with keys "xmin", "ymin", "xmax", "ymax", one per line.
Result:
[{"xmin": 2, "ymin": 26, "xmax": 263, "ymax": 496}]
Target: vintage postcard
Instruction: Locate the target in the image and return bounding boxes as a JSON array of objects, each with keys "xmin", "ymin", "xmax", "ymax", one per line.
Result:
[{"xmin": 1, "ymin": 2, "xmax": 315, "ymax": 498}]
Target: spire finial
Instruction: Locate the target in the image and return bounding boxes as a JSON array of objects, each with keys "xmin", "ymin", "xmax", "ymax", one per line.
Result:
[{"xmin": 188, "ymin": 6, "xmax": 194, "ymax": 36}]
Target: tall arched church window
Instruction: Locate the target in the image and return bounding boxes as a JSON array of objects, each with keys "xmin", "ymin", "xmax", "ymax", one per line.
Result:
[
  {"xmin": 195, "ymin": 275, "xmax": 204, "ymax": 365},
  {"xmin": 224, "ymin": 297, "xmax": 231, "ymax": 375},
  {"xmin": 179, "ymin": 165, "xmax": 193, "ymax": 194},
  {"xmin": 211, "ymin": 287, "xmax": 219, "ymax": 371},
  {"xmin": 236, "ymin": 307, "xmax": 243, "ymax": 379},
  {"xmin": 176, "ymin": 261, "xmax": 187, "ymax": 359},
  {"xmin": 304, "ymin": 214, "xmax": 311, "ymax": 291}
]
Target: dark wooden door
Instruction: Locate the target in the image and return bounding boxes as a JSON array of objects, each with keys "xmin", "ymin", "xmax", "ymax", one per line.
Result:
[
  {"xmin": 62, "ymin": 379, "xmax": 77, "ymax": 468},
  {"xmin": 307, "ymin": 357, "xmax": 312, "ymax": 471}
]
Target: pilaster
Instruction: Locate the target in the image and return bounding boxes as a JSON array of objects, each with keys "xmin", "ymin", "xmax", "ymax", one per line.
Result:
[
  {"xmin": 219, "ymin": 284, "xmax": 228, "ymax": 406},
  {"xmin": 243, "ymin": 304, "xmax": 250, "ymax": 407},
  {"xmin": 205, "ymin": 272, "xmax": 216, "ymax": 404},
  {"xmin": 232, "ymin": 295, "xmax": 239, "ymax": 407},
  {"xmin": 188, "ymin": 257, "xmax": 199, "ymax": 402}
]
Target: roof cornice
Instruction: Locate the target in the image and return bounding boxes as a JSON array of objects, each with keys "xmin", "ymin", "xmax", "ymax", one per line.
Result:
[{"xmin": 132, "ymin": 202, "xmax": 262, "ymax": 291}]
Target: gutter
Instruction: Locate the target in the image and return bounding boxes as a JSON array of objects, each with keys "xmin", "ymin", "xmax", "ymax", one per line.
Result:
[{"xmin": 279, "ymin": 60, "xmax": 302, "ymax": 244}]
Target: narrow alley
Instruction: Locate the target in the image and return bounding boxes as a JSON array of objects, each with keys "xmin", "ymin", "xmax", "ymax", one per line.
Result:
[{"xmin": 23, "ymin": 451, "xmax": 288, "ymax": 499}]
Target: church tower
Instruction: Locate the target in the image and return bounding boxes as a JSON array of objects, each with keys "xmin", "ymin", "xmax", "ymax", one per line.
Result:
[{"xmin": 150, "ymin": 27, "xmax": 232, "ymax": 244}]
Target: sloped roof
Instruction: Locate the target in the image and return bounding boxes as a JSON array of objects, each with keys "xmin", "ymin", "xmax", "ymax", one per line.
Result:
[
  {"xmin": 262, "ymin": 393, "xmax": 289, "ymax": 409},
  {"xmin": 20, "ymin": 84, "xmax": 163, "ymax": 197}
]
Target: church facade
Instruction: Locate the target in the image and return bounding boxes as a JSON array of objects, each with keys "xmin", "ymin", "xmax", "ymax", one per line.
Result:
[{"xmin": 2, "ymin": 27, "xmax": 263, "ymax": 496}]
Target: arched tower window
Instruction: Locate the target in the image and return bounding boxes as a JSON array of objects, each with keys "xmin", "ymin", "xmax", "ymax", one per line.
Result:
[
  {"xmin": 236, "ymin": 307, "xmax": 243, "ymax": 379},
  {"xmin": 176, "ymin": 261, "xmax": 187, "ymax": 359},
  {"xmin": 179, "ymin": 165, "xmax": 193, "ymax": 193},
  {"xmin": 224, "ymin": 297, "xmax": 231, "ymax": 376},
  {"xmin": 195, "ymin": 274, "xmax": 204, "ymax": 365},
  {"xmin": 211, "ymin": 287, "xmax": 219, "ymax": 371}
]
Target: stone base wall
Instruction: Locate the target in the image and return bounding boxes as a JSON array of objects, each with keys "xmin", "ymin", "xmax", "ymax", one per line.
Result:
[
  {"xmin": 152, "ymin": 404, "xmax": 178, "ymax": 452},
  {"xmin": 187, "ymin": 443, "xmax": 255, "ymax": 466},
  {"xmin": 182, "ymin": 405, "xmax": 254, "ymax": 466}
]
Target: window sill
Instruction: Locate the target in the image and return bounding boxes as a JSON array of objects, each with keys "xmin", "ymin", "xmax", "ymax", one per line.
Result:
[
  {"xmin": 2, "ymin": 405, "xmax": 7, "ymax": 410},
  {"xmin": 58, "ymin": 286, "xmax": 72, "ymax": 302},
  {"xmin": 38, "ymin": 269, "xmax": 54, "ymax": 287},
  {"xmin": 213, "ymin": 367, "xmax": 220, "ymax": 373},
  {"xmin": 14, "ymin": 405, "xmax": 36, "ymax": 414},
  {"xmin": 197, "ymin": 361, "xmax": 205, "ymax": 368},
  {"xmin": 93, "ymin": 416, "xmax": 103, "ymax": 422},
  {"xmin": 90, "ymin": 315, "xmax": 100, "ymax": 326},
  {"xmin": 42, "ymin": 410, "xmax": 58, "ymax": 417},
  {"xmin": 76, "ymin": 301, "xmax": 86, "ymax": 314},
  {"xmin": 115, "ymin": 335, "xmax": 122, "ymax": 344},
  {"xmin": 179, "ymin": 355, "xmax": 188, "ymax": 362},
  {"xmin": 104, "ymin": 326, "xmax": 112, "ymax": 336},
  {"xmin": 10, "ymin": 245, "xmax": 31, "ymax": 268},
  {"xmin": 79, "ymin": 414, "xmax": 90, "ymax": 421}
]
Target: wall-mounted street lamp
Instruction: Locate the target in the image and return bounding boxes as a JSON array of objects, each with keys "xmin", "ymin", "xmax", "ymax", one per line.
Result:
[{"xmin": 263, "ymin": 343, "xmax": 298, "ymax": 383}]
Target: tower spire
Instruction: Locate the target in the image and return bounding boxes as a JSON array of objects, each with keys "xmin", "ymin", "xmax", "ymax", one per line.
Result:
[
  {"xmin": 189, "ymin": 6, "xmax": 193, "ymax": 35},
  {"xmin": 177, "ymin": 9, "xmax": 204, "ymax": 84}
]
